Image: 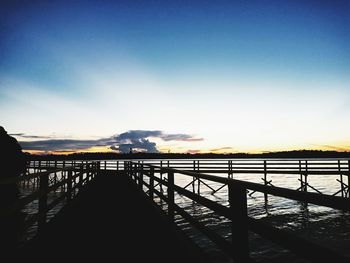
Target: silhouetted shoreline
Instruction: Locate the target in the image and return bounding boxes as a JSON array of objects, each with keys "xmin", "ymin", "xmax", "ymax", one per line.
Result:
[{"xmin": 25, "ymin": 150, "xmax": 350, "ymax": 161}]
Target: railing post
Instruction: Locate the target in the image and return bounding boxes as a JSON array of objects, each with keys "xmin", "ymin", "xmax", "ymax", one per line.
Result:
[
  {"xmin": 305, "ymin": 160, "xmax": 308, "ymax": 192},
  {"xmin": 96, "ymin": 162, "xmax": 99, "ymax": 178},
  {"xmin": 299, "ymin": 160, "xmax": 303, "ymax": 191},
  {"xmin": 149, "ymin": 167, "xmax": 154, "ymax": 200},
  {"xmin": 88, "ymin": 163, "xmax": 93, "ymax": 182},
  {"xmin": 139, "ymin": 164, "xmax": 144, "ymax": 189},
  {"xmin": 338, "ymin": 160, "xmax": 344, "ymax": 197},
  {"xmin": 167, "ymin": 171, "xmax": 175, "ymax": 222},
  {"xmin": 67, "ymin": 170, "xmax": 72, "ymax": 203},
  {"xmin": 133, "ymin": 163, "xmax": 137, "ymax": 181},
  {"xmin": 192, "ymin": 161, "xmax": 196, "ymax": 193},
  {"xmin": 79, "ymin": 164, "xmax": 84, "ymax": 188},
  {"xmin": 348, "ymin": 160, "xmax": 350, "ymax": 198},
  {"xmin": 160, "ymin": 161, "xmax": 163, "ymax": 193},
  {"xmin": 264, "ymin": 160, "xmax": 268, "ymax": 203},
  {"xmin": 229, "ymin": 181, "xmax": 249, "ymax": 262},
  {"xmin": 62, "ymin": 161, "xmax": 66, "ymax": 191},
  {"xmin": 54, "ymin": 160, "xmax": 57, "ymax": 184},
  {"xmin": 228, "ymin": 160, "xmax": 233, "ymax": 179},
  {"xmin": 124, "ymin": 161, "xmax": 127, "ymax": 175},
  {"xmin": 38, "ymin": 172, "xmax": 49, "ymax": 232}
]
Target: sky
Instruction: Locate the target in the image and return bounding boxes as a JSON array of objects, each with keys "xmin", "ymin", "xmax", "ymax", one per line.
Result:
[{"xmin": 1, "ymin": 0, "xmax": 349, "ymax": 154}]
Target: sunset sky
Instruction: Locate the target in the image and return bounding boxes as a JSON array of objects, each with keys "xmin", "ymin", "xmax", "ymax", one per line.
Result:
[{"xmin": 1, "ymin": 0, "xmax": 349, "ymax": 154}]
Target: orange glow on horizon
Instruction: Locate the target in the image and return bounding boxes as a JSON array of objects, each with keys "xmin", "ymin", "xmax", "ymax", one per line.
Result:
[
  {"xmin": 23, "ymin": 146, "xmax": 115, "ymax": 155},
  {"xmin": 23, "ymin": 143, "xmax": 350, "ymax": 155}
]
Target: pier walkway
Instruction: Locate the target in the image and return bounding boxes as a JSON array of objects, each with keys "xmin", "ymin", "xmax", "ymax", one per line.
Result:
[
  {"xmin": 18, "ymin": 173, "xmax": 207, "ymax": 262},
  {"xmin": 3, "ymin": 159, "xmax": 349, "ymax": 262}
]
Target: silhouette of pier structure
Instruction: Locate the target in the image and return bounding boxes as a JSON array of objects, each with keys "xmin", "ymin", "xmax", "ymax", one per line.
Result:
[{"xmin": 1, "ymin": 158, "xmax": 350, "ymax": 262}]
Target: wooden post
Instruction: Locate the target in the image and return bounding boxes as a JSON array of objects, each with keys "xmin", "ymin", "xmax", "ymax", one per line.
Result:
[
  {"xmin": 87, "ymin": 163, "xmax": 91, "ymax": 182},
  {"xmin": 97, "ymin": 161, "xmax": 101, "ymax": 178},
  {"xmin": 264, "ymin": 160, "xmax": 268, "ymax": 203},
  {"xmin": 227, "ymin": 160, "xmax": 230, "ymax": 178},
  {"xmin": 54, "ymin": 160, "xmax": 57, "ymax": 184},
  {"xmin": 299, "ymin": 160, "xmax": 303, "ymax": 191},
  {"xmin": 124, "ymin": 161, "xmax": 129, "ymax": 177},
  {"xmin": 117, "ymin": 160, "xmax": 119, "ymax": 171},
  {"xmin": 149, "ymin": 167, "xmax": 154, "ymax": 200},
  {"xmin": 192, "ymin": 160, "xmax": 196, "ymax": 193},
  {"xmin": 197, "ymin": 160, "xmax": 200, "ymax": 194},
  {"xmin": 137, "ymin": 161, "xmax": 140, "ymax": 182},
  {"xmin": 67, "ymin": 170, "xmax": 72, "ymax": 203},
  {"xmin": 61, "ymin": 161, "xmax": 66, "ymax": 191},
  {"xmin": 305, "ymin": 160, "xmax": 308, "ymax": 192},
  {"xmin": 38, "ymin": 172, "xmax": 49, "ymax": 232},
  {"xmin": 339, "ymin": 160, "xmax": 344, "ymax": 197},
  {"xmin": 160, "ymin": 161, "xmax": 163, "ymax": 193},
  {"xmin": 79, "ymin": 164, "xmax": 84, "ymax": 188},
  {"xmin": 347, "ymin": 160, "xmax": 350, "ymax": 198},
  {"xmin": 229, "ymin": 181, "xmax": 249, "ymax": 262},
  {"xmin": 91, "ymin": 162, "xmax": 94, "ymax": 180},
  {"xmin": 348, "ymin": 160, "xmax": 350, "ymax": 198},
  {"xmin": 130, "ymin": 162, "xmax": 134, "ymax": 180},
  {"xmin": 133, "ymin": 163, "xmax": 137, "ymax": 182},
  {"xmin": 167, "ymin": 171, "xmax": 175, "ymax": 222},
  {"xmin": 139, "ymin": 164, "xmax": 144, "ymax": 190}
]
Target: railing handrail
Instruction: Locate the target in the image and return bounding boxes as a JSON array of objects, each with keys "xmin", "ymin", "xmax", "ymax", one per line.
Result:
[
  {"xmin": 0, "ymin": 162, "xmax": 98, "ymax": 185},
  {"xmin": 125, "ymin": 161, "xmax": 350, "ymax": 262},
  {"xmin": 137, "ymin": 162, "xmax": 350, "ymax": 211}
]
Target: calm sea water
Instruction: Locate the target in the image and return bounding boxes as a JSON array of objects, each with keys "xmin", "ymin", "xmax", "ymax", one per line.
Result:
[{"xmin": 19, "ymin": 159, "xmax": 350, "ymax": 262}]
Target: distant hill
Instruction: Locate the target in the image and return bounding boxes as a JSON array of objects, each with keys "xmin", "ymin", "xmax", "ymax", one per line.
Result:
[{"xmin": 26, "ymin": 150, "xmax": 350, "ymax": 160}]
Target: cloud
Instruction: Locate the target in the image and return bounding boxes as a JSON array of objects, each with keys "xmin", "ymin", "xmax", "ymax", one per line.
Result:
[
  {"xmin": 115, "ymin": 139, "xmax": 158, "ymax": 153},
  {"xmin": 10, "ymin": 133, "xmax": 54, "ymax": 139},
  {"xmin": 160, "ymin": 133, "xmax": 203, "ymax": 142},
  {"xmin": 18, "ymin": 130, "xmax": 203, "ymax": 153},
  {"xmin": 111, "ymin": 130, "xmax": 203, "ymax": 153},
  {"xmin": 19, "ymin": 138, "xmax": 114, "ymax": 151},
  {"xmin": 114, "ymin": 130, "xmax": 203, "ymax": 143}
]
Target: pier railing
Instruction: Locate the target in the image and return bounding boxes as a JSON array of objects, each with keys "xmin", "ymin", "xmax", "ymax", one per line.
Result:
[
  {"xmin": 125, "ymin": 161, "xmax": 350, "ymax": 263},
  {"xmin": 29, "ymin": 158, "xmax": 350, "ymax": 197},
  {"xmin": 0, "ymin": 161, "xmax": 100, "ymax": 245}
]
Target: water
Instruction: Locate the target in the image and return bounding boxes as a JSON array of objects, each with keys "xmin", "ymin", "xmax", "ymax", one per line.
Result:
[{"xmin": 20, "ymin": 158, "xmax": 350, "ymax": 262}]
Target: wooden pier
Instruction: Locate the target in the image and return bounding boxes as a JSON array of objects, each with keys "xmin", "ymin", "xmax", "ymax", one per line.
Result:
[
  {"xmin": 16, "ymin": 172, "xmax": 206, "ymax": 262},
  {"xmin": 1, "ymin": 158, "xmax": 350, "ymax": 262}
]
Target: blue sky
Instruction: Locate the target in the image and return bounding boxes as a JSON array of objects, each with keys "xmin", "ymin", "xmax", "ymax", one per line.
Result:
[{"xmin": 1, "ymin": 0, "xmax": 349, "ymax": 153}]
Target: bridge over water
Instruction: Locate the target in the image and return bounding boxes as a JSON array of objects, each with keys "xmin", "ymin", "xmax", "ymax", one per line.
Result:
[{"xmin": 1, "ymin": 159, "xmax": 350, "ymax": 262}]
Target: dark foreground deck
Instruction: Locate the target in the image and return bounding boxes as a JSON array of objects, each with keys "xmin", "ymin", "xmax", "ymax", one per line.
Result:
[{"xmin": 17, "ymin": 173, "xmax": 208, "ymax": 262}]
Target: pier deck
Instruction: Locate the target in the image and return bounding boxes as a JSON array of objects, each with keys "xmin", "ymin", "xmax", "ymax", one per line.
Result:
[{"xmin": 18, "ymin": 172, "xmax": 207, "ymax": 262}]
